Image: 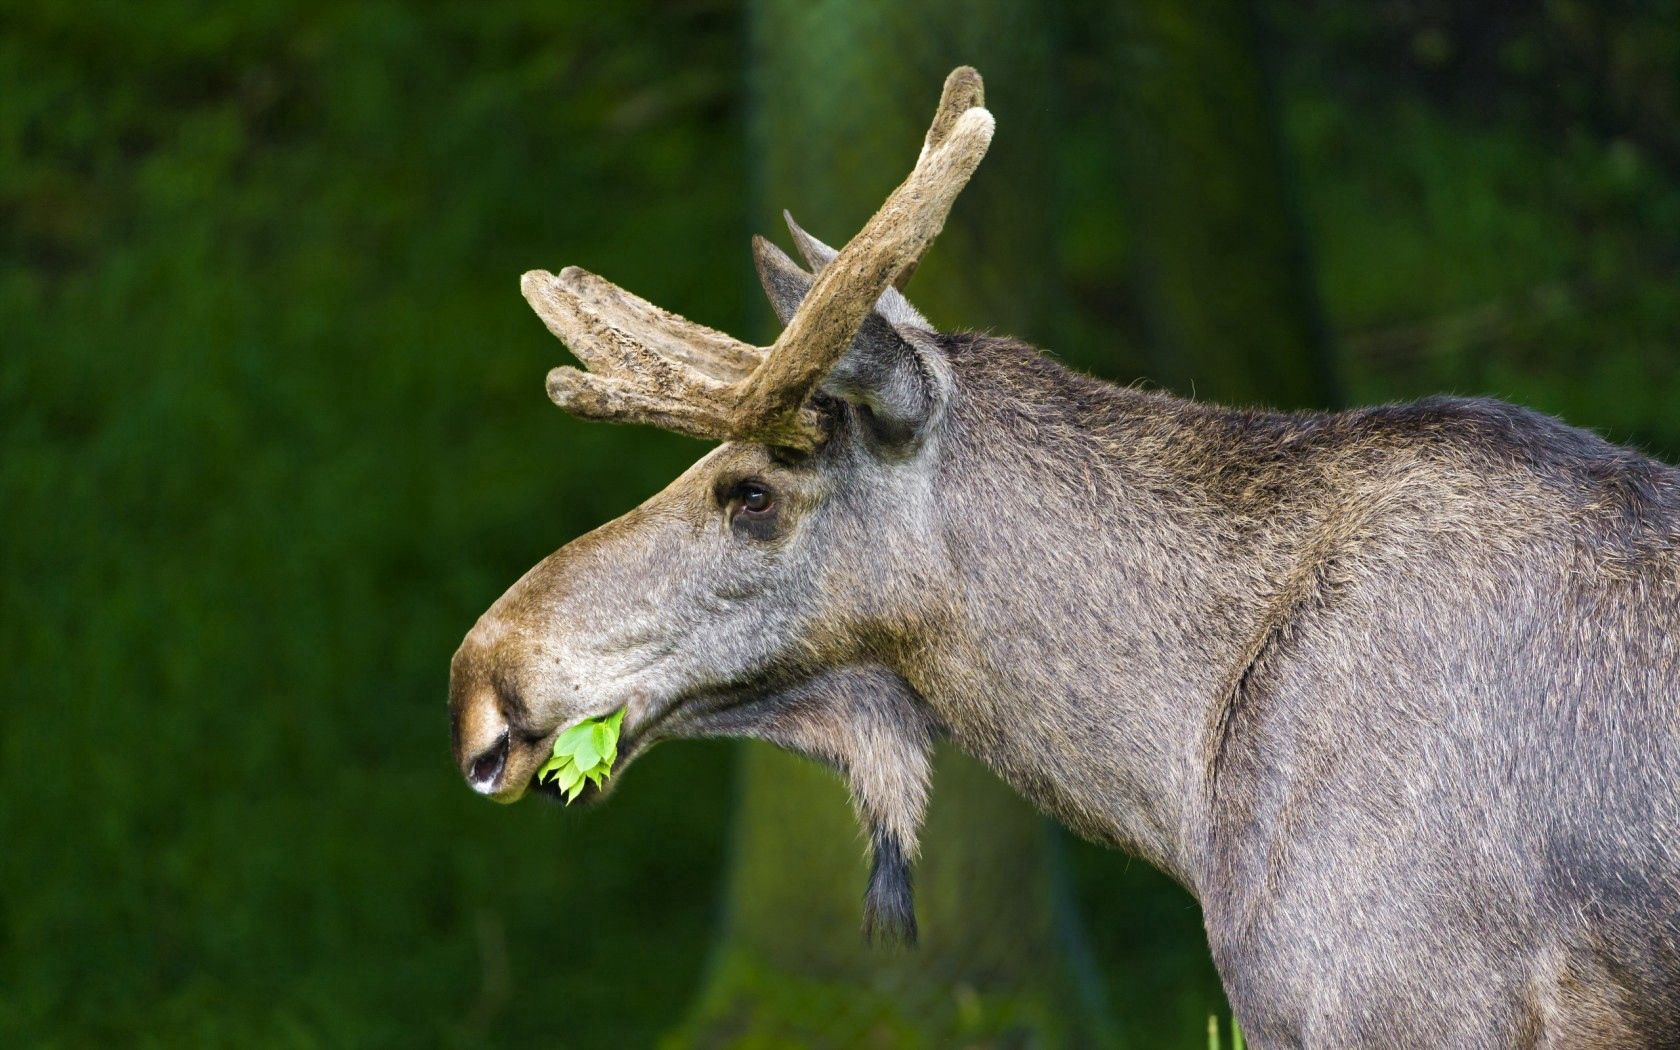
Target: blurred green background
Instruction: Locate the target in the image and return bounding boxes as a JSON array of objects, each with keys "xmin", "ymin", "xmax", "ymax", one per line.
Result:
[{"xmin": 4, "ymin": 0, "xmax": 1677, "ymax": 1046}]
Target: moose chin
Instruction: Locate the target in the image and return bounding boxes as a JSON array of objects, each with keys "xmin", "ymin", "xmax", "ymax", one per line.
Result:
[{"xmin": 449, "ymin": 66, "xmax": 1680, "ymax": 1048}]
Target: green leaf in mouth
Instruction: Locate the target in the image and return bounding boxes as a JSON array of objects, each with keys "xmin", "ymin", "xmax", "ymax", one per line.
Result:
[{"xmin": 537, "ymin": 708, "xmax": 626, "ymax": 803}]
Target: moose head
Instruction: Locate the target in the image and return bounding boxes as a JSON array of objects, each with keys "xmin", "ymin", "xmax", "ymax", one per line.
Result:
[{"xmin": 450, "ymin": 68, "xmax": 997, "ymax": 941}]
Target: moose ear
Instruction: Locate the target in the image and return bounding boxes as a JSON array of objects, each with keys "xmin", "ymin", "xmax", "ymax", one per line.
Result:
[
  {"xmin": 751, "ymin": 233, "xmax": 814, "ymax": 327},
  {"xmin": 752, "ymin": 235, "xmax": 947, "ymax": 450}
]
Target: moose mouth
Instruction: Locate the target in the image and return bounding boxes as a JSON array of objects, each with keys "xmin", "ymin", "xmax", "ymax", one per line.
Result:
[
  {"xmin": 524, "ymin": 683, "xmax": 777, "ymax": 805},
  {"xmin": 523, "ymin": 691, "xmax": 679, "ymax": 805}
]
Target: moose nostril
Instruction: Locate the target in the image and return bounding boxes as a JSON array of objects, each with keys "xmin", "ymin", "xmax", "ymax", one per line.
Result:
[{"xmin": 468, "ymin": 730, "xmax": 510, "ymax": 791}]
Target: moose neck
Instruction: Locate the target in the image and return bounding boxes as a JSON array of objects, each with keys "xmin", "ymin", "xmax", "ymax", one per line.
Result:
[{"xmin": 907, "ymin": 338, "xmax": 1311, "ymax": 896}]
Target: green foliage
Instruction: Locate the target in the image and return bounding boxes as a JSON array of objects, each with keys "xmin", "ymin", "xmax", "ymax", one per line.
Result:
[
  {"xmin": 1281, "ymin": 87, "xmax": 1680, "ymax": 459},
  {"xmin": 538, "ymin": 709, "xmax": 625, "ymax": 801},
  {"xmin": 2, "ymin": 1, "xmax": 745, "ymax": 1044}
]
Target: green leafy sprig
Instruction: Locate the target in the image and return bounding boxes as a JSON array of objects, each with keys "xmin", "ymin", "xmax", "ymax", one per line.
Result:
[{"xmin": 536, "ymin": 709, "xmax": 625, "ymax": 803}]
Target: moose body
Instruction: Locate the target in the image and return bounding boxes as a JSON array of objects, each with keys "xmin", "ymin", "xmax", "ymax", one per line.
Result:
[{"xmin": 449, "ymin": 68, "xmax": 1680, "ymax": 1047}]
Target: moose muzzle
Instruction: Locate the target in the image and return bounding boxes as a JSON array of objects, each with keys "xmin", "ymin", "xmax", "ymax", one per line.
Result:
[{"xmin": 449, "ymin": 625, "xmax": 545, "ymax": 803}]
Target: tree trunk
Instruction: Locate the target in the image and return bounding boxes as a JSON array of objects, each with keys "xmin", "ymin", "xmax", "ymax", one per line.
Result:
[
  {"xmin": 1111, "ymin": 0, "xmax": 1341, "ymax": 409},
  {"xmin": 669, "ymin": 3, "xmax": 1113, "ymax": 1047}
]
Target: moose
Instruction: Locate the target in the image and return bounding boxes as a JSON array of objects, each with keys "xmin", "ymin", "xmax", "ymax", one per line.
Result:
[{"xmin": 450, "ymin": 68, "xmax": 1680, "ymax": 1046}]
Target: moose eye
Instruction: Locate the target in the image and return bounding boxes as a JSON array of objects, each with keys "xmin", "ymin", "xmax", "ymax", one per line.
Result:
[
  {"xmin": 736, "ymin": 481, "xmax": 774, "ymax": 517},
  {"xmin": 724, "ymin": 480, "xmax": 779, "ymax": 539}
]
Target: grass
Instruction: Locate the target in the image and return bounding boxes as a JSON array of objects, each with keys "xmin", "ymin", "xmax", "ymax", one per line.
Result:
[{"xmin": 1207, "ymin": 1013, "xmax": 1246, "ymax": 1050}]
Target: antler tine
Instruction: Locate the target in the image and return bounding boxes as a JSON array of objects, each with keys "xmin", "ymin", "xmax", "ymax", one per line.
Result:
[
  {"xmin": 922, "ymin": 66, "xmax": 986, "ymax": 155},
  {"xmin": 730, "ymin": 68, "xmax": 993, "ymax": 439},
  {"xmin": 546, "ymin": 366, "xmax": 754, "ymax": 442},
  {"xmin": 895, "ymin": 66, "xmax": 985, "ymax": 292},
  {"xmin": 523, "ymin": 268, "xmax": 764, "ymax": 385}
]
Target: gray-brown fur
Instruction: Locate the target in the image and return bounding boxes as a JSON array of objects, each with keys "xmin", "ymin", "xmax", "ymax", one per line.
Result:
[{"xmin": 450, "ymin": 68, "xmax": 1680, "ymax": 1047}]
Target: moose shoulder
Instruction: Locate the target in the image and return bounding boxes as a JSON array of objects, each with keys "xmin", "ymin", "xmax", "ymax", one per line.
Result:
[{"xmin": 449, "ymin": 67, "xmax": 1680, "ymax": 1048}]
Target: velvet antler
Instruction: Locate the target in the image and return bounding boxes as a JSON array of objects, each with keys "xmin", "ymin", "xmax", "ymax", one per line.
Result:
[{"xmin": 521, "ymin": 66, "xmax": 993, "ymax": 450}]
